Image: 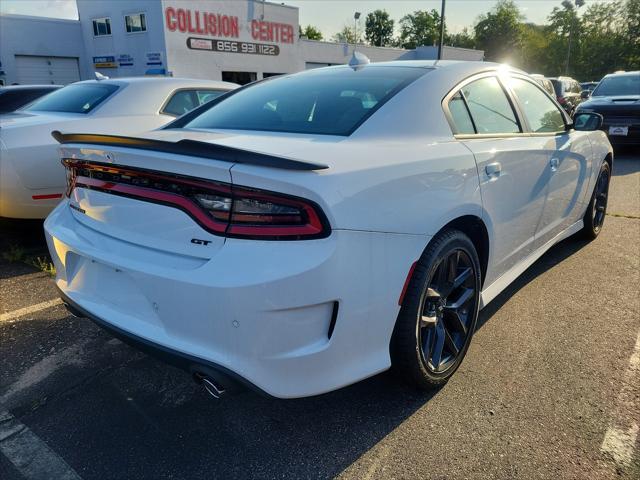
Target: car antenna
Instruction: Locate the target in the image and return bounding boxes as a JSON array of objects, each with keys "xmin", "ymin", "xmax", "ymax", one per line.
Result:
[
  {"xmin": 94, "ymin": 72, "xmax": 109, "ymax": 81},
  {"xmin": 349, "ymin": 51, "xmax": 370, "ymax": 70}
]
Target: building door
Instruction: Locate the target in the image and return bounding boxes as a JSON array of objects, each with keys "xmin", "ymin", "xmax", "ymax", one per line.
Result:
[
  {"xmin": 15, "ymin": 55, "xmax": 80, "ymax": 85},
  {"xmin": 222, "ymin": 71, "xmax": 256, "ymax": 85}
]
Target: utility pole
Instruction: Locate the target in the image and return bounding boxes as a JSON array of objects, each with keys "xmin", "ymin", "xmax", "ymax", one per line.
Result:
[
  {"xmin": 437, "ymin": 0, "xmax": 446, "ymax": 60},
  {"xmin": 564, "ymin": 0, "xmax": 585, "ymax": 75},
  {"xmin": 354, "ymin": 11, "xmax": 360, "ymax": 45}
]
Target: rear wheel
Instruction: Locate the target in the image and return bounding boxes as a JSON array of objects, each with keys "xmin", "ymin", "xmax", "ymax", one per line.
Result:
[
  {"xmin": 581, "ymin": 161, "xmax": 610, "ymax": 240},
  {"xmin": 391, "ymin": 229, "xmax": 481, "ymax": 390}
]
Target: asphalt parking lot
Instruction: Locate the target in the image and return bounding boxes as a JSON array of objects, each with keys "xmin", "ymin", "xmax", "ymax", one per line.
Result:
[{"xmin": 1, "ymin": 151, "xmax": 638, "ymax": 480}]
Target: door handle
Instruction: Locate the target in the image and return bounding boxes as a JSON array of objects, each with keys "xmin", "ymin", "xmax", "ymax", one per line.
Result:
[
  {"xmin": 485, "ymin": 162, "xmax": 501, "ymax": 179},
  {"xmin": 550, "ymin": 157, "xmax": 560, "ymax": 171}
]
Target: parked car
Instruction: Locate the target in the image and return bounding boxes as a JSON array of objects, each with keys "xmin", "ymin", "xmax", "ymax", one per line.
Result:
[
  {"xmin": 549, "ymin": 76, "xmax": 584, "ymax": 115},
  {"xmin": 45, "ymin": 61, "xmax": 612, "ymax": 399},
  {"xmin": 530, "ymin": 74, "xmax": 556, "ymax": 97},
  {"xmin": 580, "ymin": 81, "xmax": 599, "ymax": 93},
  {"xmin": 0, "ymin": 84, "xmax": 61, "ymax": 113},
  {"xmin": 576, "ymin": 71, "xmax": 640, "ymax": 148},
  {"xmin": 0, "ymin": 77, "xmax": 237, "ymax": 218}
]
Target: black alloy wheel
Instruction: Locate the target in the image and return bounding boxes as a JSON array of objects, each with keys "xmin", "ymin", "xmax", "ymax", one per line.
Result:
[
  {"xmin": 582, "ymin": 161, "xmax": 611, "ymax": 240},
  {"xmin": 419, "ymin": 249, "xmax": 477, "ymax": 375},
  {"xmin": 392, "ymin": 229, "xmax": 481, "ymax": 390}
]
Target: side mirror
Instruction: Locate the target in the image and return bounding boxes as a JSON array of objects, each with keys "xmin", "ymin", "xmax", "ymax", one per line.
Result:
[
  {"xmin": 580, "ymin": 90, "xmax": 591, "ymax": 99},
  {"xmin": 573, "ymin": 112, "xmax": 603, "ymax": 131}
]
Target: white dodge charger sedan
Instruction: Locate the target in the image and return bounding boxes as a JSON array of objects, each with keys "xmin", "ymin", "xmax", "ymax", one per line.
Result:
[
  {"xmin": 44, "ymin": 61, "xmax": 612, "ymax": 399},
  {"xmin": 0, "ymin": 77, "xmax": 237, "ymax": 218}
]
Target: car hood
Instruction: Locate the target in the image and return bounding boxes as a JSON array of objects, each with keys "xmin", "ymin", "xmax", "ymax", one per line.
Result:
[{"xmin": 579, "ymin": 95, "xmax": 640, "ymax": 113}]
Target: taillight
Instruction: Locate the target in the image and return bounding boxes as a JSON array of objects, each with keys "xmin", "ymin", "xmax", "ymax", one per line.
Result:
[{"xmin": 63, "ymin": 159, "xmax": 330, "ymax": 240}]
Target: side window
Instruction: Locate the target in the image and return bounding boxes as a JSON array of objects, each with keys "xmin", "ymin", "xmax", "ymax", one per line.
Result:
[
  {"xmin": 163, "ymin": 90, "xmax": 198, "ymax": 116},
  {"xmin": 460, "ymin": 76, "xmax": 520, "ymax": 134},
  {"xmin": 508, "ymin": 77, "xmax": 566, "ymax": 133},
  {"xmin": 162, "ymin": 90, "xmax": 227, "ymax": 116},
  {"xmin": 448, "ymin": 92, "xmax": 475, "ymax": 134},
  {"xmin": 196, "ymin": 89, "xmax": 226, "ymax": 105}
]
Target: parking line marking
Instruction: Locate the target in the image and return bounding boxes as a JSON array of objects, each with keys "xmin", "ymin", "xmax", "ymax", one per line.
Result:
[
  {"xmin": 601, "ymin": 330, "xmax": 640, "ymax": 469},
  {"xmin": 0, "ymin": 411, "xmax": 83, "ymax": 480},
  {"xmin": 0, "ymin": 299, "xmax": 62, "ymax": 323}
]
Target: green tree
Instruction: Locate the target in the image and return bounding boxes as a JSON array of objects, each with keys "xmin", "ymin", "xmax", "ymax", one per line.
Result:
[
  {"xmin": 622, "ymin": 0, "xmax": 640, "ymax": 69},
  {"xmin": 398, "ymin": 10, "xmax": 443, "ymax": 49},
  {"xmin": 445, "ymin": 28, "xmax": 476, "ymax": 49},
  {"xmin": 474, "ymin": 0, "xmax": 524, "ymax": 63},
  {"xmin": 574, "ymin": 1, "xmax": 625, "ymax": 79},
  {"xmin": 332, "ymin": 25, "xmax": 360, "ymax": 44},
  {"xmin": 299, "ymin": 24, "xmax": 323, "ymax": 41},
  {"xmin": 546, "ymin": 0, "xmax": 584, "ymax": 75},
  {"xmin": 365, "ymin": 9, "xmax": 394, "ymax": 46},
  {"xmin": 520, "ymin": 23, "xmax": 550, "ymax": 74}
]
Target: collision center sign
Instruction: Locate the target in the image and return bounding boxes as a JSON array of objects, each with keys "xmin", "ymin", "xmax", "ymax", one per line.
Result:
[{"xmin": 164, "ymin": 6, "xmax": 295, "ymax": 53}]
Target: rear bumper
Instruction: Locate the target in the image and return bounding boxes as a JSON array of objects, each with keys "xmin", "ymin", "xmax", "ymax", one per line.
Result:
[
  {"xmin": 45, "ymin": 200, "xmax": 430, "ymax": 398},
  {"xmin": 58, "ymin": 287, "xmax": 263, "ymax": 395}
]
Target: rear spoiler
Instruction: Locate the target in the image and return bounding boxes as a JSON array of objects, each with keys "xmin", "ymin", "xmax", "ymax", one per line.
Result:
[{"xmin": 51, "ymin": 131, "xmax": 329, "ymax": 171}]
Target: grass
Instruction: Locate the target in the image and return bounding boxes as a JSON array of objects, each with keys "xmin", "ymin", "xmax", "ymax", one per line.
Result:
[
  {"xmin": 26, "ymin": 256, "xmax": 56, "ymax": 277},
  {"xmin": 2, "ymin": 243, "xmax": 56, "ymax": 276},
  {"xmin": 2, "ymin": 244, "xmax": 27, "ymax": 263}
]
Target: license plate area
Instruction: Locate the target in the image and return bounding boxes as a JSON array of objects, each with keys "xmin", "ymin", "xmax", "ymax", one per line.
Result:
[
  {"xmin": 609, "ymin": 126, "xmax": 629, "ymax": 136},
  {"xmin": 66, "ymin": 253, "xmax": 160, "ymax": 327}
]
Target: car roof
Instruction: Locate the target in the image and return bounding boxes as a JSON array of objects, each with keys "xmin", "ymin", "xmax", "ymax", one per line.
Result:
[
  {"xmin": 313, "ymin": 59, "xmax": 519, "ymax": 72},
  {"xmin": 602, "ymin": 71, "xmax": 640, "ymax": 78},
  {"xmin": 80, "ymin": 77, "xmax": 238, "ymax": 117},
  {"xmin": 291, "ymin": 60, "xmax": 528, "ymax": 85},
  {"xmin": 73, "ymin": 77, "xmax": 236, "ymax": 88},
  {"xmin": 0, "ymin": 85, "xmax": 62, "ymax": 91}
]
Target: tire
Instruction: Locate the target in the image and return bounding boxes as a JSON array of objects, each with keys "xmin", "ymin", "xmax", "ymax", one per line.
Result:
[
  {"xmin": 391, "ymin": 229, "xmax": 482, "ymax": 390},
  {"xmin": 581, "ymin": 161, "xmax": 611, "ymax": 240}
]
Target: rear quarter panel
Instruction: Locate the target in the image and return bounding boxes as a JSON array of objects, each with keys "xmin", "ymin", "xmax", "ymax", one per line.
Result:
[{"xmin": 229, "ymin": 140, "xmax": 482, "ymax": 235}]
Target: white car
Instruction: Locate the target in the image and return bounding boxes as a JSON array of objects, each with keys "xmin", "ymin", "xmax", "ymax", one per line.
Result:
[
  {"xmin": 0, "ymin": 77, "xmax": 237, "ymax": 218},
  {"xmin": 44, "ymin": 61, "xmax": 612, "ymax": 399}
]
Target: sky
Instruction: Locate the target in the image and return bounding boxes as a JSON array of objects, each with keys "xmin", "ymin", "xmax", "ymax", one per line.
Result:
[{"xmin": 0, "ymin": 0, "xmax": 597, "ymax": 36}]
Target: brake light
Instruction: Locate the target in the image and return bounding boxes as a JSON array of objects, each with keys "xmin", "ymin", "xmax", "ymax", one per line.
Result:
[{"xmin": 63, "ymin": 159, "xmax": 330, "ymax": 240}]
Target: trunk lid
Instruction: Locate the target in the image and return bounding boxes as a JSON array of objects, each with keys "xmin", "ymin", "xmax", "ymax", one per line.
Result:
[
  {"xmin": 56, "ymin": 129, "xmax": 333, "ymax": 259},
  {"xmin": 60, "ymin": 137, "xmax": 234, "ymax": 260}
]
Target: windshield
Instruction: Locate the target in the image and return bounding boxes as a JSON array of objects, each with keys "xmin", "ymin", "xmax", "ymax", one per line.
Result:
[
  {"xmin": 25, "ymin": 83, "xmax": 119, "ymax": 114},
  {"xmin": 183, "ymin": 66, "xmax": 429, "ymax": 136},
  {"xmin": 591, "ymin": 74, "xmax": 640, "ymax": 97}
]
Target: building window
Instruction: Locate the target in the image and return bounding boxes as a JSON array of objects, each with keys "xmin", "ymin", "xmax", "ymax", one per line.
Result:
[
  {"xmin": 125, "ymin": 13, "xmax": 147, "ymax": 33},
  {"xmin": 222, "ymin": 72, "xmax": 257, "ymax": 85},
  {"xmin": 92, "ymin": 17, "xmax": 111, "ymax": 36}
]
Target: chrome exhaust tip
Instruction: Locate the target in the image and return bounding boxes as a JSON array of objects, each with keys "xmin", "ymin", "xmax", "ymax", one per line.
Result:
[
  {"xmin": 194, "ymin": 372, "xmax": 226, "ymax": 399},
  {"xmin": 202, "ymin": 377, "xmax": 225, "ymax": 399}
]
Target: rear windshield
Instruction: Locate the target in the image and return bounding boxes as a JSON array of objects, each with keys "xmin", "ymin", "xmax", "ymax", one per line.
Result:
[
  {"xmin": 183, "ymin": 66, "xmax": 428, "ymax": 136},
  {"xmin": 592, "ymin": 74, "xmax": 640, "ymax": 97},
  {"xmin": 0, "ymin": 88, "xmax": 56, "ymax": 113},
  {"xmin": 25, "ymin": 83, "xmax": 119, "ymax": 114}
]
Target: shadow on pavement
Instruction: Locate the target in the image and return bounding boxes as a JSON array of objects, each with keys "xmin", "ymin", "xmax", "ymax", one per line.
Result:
[
  {"xmin": 611, "ymin": 151, "xmax": 639, "ymax": 176},
  {"xmin": 2, "ymin": 231, "xmax": 595, "ymax": 480}
]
